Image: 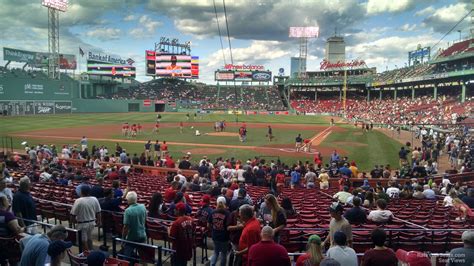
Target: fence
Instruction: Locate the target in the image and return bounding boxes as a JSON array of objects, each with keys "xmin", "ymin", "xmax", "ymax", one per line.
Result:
[{"xmin": 0, "ymin": 136, "xmax": 13, "ymax": 155}]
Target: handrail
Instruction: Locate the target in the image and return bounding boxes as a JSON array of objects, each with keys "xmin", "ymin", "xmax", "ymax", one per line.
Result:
[{"xmin": 112, "ymin": 237, "xmax": 176, "ymax": 266}]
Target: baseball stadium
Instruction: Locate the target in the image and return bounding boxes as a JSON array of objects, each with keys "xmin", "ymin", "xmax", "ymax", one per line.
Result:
[{"xmin": 0, "ymin": 1, "xmax": 474, "ymax": 266}]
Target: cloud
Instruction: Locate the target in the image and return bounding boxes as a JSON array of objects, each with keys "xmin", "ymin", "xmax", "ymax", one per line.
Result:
[
  {"xmin": 399, "ymin": 23, "xmax": 417, "ymax": 32},
  {"xmin": 146, "ymin": 0, "xmax": 366, "ymax": 41},
  {"xmin": 205, "ymin": 40, "xmax": 292, "ymax": 69},
  {"xmin": 347, "ymin": 35, "xmax": 438, "ymax": 71},
  {"xmin": 129, "ymin": 15, "xmax": 162, "ymax": 38},
  {"xmin": 421, "ymin": 3, "xmax": 470, "ymax": 33},
  {"xmin": 415, "ymin": 6, "xmax": 435, "ymax": 17},
  {"xmin": 366, "ymin": 0, "xmax": 416, "ymax": 15},
  {"xmin": 124, "ymin": 15, "xmax": 136, "ymax": 21},
  {"xmin": 86, "ymin": 28, "xmax": 122, "ymax": 41}
]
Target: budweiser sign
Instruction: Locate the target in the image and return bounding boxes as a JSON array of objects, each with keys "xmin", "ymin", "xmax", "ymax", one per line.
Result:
[
  {"xmin": 320, "ymin": 59, "xmax": 366, "ymax": 70},
  {"xmin": 224, "ymin": 64, "xmax": 264, "ymax": 70}
]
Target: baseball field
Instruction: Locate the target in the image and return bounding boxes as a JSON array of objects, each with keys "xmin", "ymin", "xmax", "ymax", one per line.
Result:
[{"xmin": 0, "ymin": 113, "xmax": 401, "ymax": 171}]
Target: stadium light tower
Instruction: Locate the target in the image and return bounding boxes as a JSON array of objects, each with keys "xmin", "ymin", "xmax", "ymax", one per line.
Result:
[
  {"xmin": 289, "ymin": 27, "xmax": 319, "ymax": 78},
  {"xmin": 42, "ymin": 0, "xmax": 68, "ymax": 79}
]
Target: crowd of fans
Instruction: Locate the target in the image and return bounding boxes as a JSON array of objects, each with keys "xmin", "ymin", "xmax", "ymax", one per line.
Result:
[{"xmin": 1, "ymin": 129, "xmax": 473, "ymax": 265}]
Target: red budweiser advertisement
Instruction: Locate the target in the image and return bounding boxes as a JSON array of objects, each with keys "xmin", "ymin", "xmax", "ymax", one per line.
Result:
[{"xmin": 320, "ymin": 59, "xmax": 366, "ymax": 70}]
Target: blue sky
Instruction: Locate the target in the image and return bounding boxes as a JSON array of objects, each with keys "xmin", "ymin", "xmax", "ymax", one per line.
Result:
[{"xmin": 0, "ymin": 0, "xmax": 471, "ymax": 84}]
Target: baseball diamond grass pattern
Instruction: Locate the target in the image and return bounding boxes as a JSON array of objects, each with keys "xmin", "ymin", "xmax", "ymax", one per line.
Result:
[{"xmin": 0, "ymin": 113, "xmax": 399, "ymax": 171}]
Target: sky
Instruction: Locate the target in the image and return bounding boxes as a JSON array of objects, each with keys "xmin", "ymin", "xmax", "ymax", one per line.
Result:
[{"xmin": 0, "ymin": 0, "xmax": 472, "ymax": 84}]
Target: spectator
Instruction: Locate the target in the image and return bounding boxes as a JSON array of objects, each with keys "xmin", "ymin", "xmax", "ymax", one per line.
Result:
[
  {"xmin": 333, "ymin": 186, "xmax": 352, "ymax": 204},
  {"xmin": 230, "ymin": 188, "xmax": 251, "ymax": 212},
  {"xmin": 235, "ymin": 204, "xmax": 261, "ymax": 266},
  {"xmin": 412, "ymin": 185, "xmax": 425, "ymax": 199},
  {"xmin": 363, "ymin": 191, "xmax": 375, "ymax": 208},
  {"xmin": 290, "ymin": 168, "xmax": 301, "ymax": 189},
  {"xmin": 453, "ymin": 198, "xmax": 474, "ymax": 221},
  {"xmin": 71, "ymin": 185, "xmax": 101, "ymax": 251},
  {"xmin": 0, "ymin": 179, "xmax": 13, "ymax": 206},
  {"xmin": 344, "ymin": 197, "xmax": 367, "ymax": 225},
  {"xmin": 20, "ymin": 225, "xmax": 68, "ymax": 266},
  {"xmin": 305, "ymin": 169, "xmax": 317, "ymax": 188},
  {"xmin": 264, "ymin": 194, "xmax": 286, "ymax": 241},
  {"xmin": 361, "ymin": 228, "xmax": 397, "ymax": 266},
  {"xmin": 248, "ymin": 225, "xmax": 290, "ymax": 266},
  {"xmin": 462, "ymin": 188, "xmax": 474, "ymax": 208},
  {"xmin": 169, "ymin": 202, "xmax": 194, "ymax": 266},
  {"xmin": 122, "ymin": 191, "xmax": 147, "ymax": 262},
  {"xmin": 178, "ymin": 155, "xmax": 192, "ymax": 169},
  {"xmin": 164, "ymin": 181, "xmax": 179, "ymax": 202},
  {"xmin": 0, "ymin": 195, "xmax": 22, "ymax": 236},
  {"xmin": 422, "ymin": 184, "xmax": 436, "ymax": 199},
  {"xmin": 12, "ymin": 177, "xmax": 36, "ymax": 229},
  {"xmin": 447, "ymin": 230, "xmax": 474, "ymax": 266},
  {"xmin": 87, "ymin": 251, "xmax": 107, "ymax": 266},
  {"xmin": 296, "ymin": 234, "xmax": 324, "ymax": 266},
  {"xmin": 90, "ymin": 177, "xmax": 105, "ymax": 198},
  {"xmin": 368, "ymin": 199, "xmax": 393, "ymax": 223},
  {"xmin": 47, "ymin": 240, "xmax": 72, "ymax": 266},
  {"xmin": 395, "ymin": 249, "xmax": 431, "ymax": 266},
  {"xmin": 323, "ymin": 202, "xmax": 352, "ymax": 248},
  {"xmin": 281, "ymin": 197, "xmax": 296, "ymax": 217},
  {"xmin": 326, "ymin": 231, "xmax": 358, "ymax": 266},
  {"xmin": 443, "ymin": 190, "xmax": 457, "ymax": 207},
  {"xmin": 148, "ymin": 192, "xmax": 167, "ymax": 218},
  {"xmin": 196, "ymin": 194, "xmax": 213, "ymax": 227},
  {"xmin": 75, "ymin": 175, "xmax": 91, "ymax": 197},
  {"xmin": 99, "ymin": 188, "xmax": 121, "ymax": 213},
  {"xmin": 208, "ymin": 196, "xmax": 230, "ymax": 266},
  {"xmin": 112, "ymin": 180, "xmax": 123, "ymax": 199},
  {"xmin": 385, "ymin": 182, "xmax": 400, "ymax": 198}
]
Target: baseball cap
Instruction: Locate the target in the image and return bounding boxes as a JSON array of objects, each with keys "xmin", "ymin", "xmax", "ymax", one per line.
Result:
[
  {"xmin": 395, "ymin": 249, "xmax": 431, "ymax": 266},
  {"xmin": 47, "ymin": 240, "xmax": 72, "ymax": 258},
  {"xmin": 328, "ymin": 202, "xmax": 344, "ymax": 213},
  {"xmin": 307, "ymin": 234, "xmax": 321, "ymax": 245},
  {"xmin": 87, "ymin": 251, "xmax": 107, "ymax": 266},
  {"xmin": 217, "ymin": 196, "xmax": 227, "ymax": 206},
  {"xmin": 200, "ymin": 195, "xmax": 211, "ymax": 206},
  {"xmin": 175, "ymin": 202, "xmax": 186, "ymax": 213}
]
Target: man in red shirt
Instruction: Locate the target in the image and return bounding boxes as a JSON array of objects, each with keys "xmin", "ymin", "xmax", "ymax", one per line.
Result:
[
  {"xmin": 235, "ymin": 204, "xmax": 261, "ymax": 266},
  {"xmin": 179, "ymin": 121, "xmax": 184, "ymax": 133},
  {"xmin": 165, "ymin": 155, "xmax": 175, "ymax": 168},
  {"xmin": 248, "ymin": 225, "xmax": 290, "ymax": 266},
  {"xmin": 164, "ymin": 181, "xmax": 179, "ymax": 202},
  {"xmin": 169, "ymin": 202, "xmax": 194, "ymax": 266}
]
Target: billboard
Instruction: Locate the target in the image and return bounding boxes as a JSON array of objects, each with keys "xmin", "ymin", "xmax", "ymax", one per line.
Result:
[
  {"xmin": 42, "ymin": 0, "xmax": 68, "ymax": 12},
  {"xmin": 87, "ymin": 51, "xmax": 136, "ymax": 78},
  {"xmin": 289, "ymin": 27, "xmax": 319, "ymax": 38},
  {"xmin": 3, "ymin": 47, "xmax": 77, "ymax": 69},
  {"xmin": 215, "ymin": 70, "xmax": 272, "ymax": 82},
  {"xmin": 145, "ymin": 50, "xmax": 199, "ymax": 78}
]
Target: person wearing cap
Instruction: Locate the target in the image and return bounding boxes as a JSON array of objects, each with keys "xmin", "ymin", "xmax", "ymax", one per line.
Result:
[
  {"xmin": 20, "ymin": 225, "xmax": 68, "ymax": 266},
  {"xmin": 447, "ymin": 230, "xmax": 474, "ymax": 266},
  {"xmin": 322, "ymin": 202, "xmax": 352, "ymax": 248},
  {"xmin": 0, "ymin": 179, "xmax": 13, "ymax": 206},
  {"xmin": 196, "ymin": 194, "xmax": 213, "ymax": 227},
  {"xmin": 47, "ymin": 240, "xmax": 72, "ymax": 266},
  {"xmin": 326, "ymin": 231, "xmax": 358, "ymax": 266},
  {"xmin": 319, "ymin": 168, "xmax": 330, "ymax": 190},
  {"xmin": 71, "ymin": 184, "xmax": 101, "ymax": 251},
  {"xmin": 230, "ymin": 188, "xmax": 251, "ymax": 212},
  {"xmin": 169, "ymin": 202, "xmax": 194, "ymax": 266},
  {"xmin": 168, "ymin": 192, "xmax": 192, "ymax": 216},
  {"xmin": 247, "ymin": 225, "xmax": 290, "ymax": 266},
  {"xmin": 395, "ymin": 249, "xmax": 431, "ymax": 266},
  {"xmin": 122, "ymin": 191, "xmax": 147, "ymax": 261},
  {"xmin": 208, "ymin": 196, "xmax": 230, "ymax": 266},
  {"xmin": 87, "ymin": 250, "xmax": 107, "ymax": 266},
  {"xmin": 178, "ymin": 155, "xmax": 192, "ymax": 169},
  {"xmin": 361, "ymin": 228, "xmax": 397, "ymax": 266},
  {"xmin": 235, "ymin": 204, "xmax": 261, "ymax": 266},
  {"xmin": 296, "ymin": 234, "xmax": 324, "ymax": 266}
]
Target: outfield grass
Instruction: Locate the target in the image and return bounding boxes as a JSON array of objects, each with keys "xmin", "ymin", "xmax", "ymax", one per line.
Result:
[{"xmin": 0, "ymin": 113, "xmax": 401, "ymax": 171}]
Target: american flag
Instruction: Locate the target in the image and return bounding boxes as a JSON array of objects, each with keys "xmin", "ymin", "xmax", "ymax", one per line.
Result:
[
  {"xmin": 79, "ymin": 47, "xmax": 84, "ymax": 57},
  {"xmin": 127, "ymin": 58, "xmax": 135, "ymax": 65}
]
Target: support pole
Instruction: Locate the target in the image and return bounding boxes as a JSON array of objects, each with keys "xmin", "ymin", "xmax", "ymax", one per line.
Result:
[
  {"xmin": 433, "ymin": 84, "xmax": 438, "ymax": 100},
  {"xmin": 461, "ymin": 83, "xmax": 466, "ymax": 103}
]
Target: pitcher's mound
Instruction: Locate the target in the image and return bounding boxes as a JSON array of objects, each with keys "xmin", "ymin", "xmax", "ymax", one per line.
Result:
[
  {"xmin": 206, "ymin": 132, "xmax": 240, "ymax": 137},
  {"xmin": 183, "ymin": 148, "xmax": 226, "ymax": 155}
]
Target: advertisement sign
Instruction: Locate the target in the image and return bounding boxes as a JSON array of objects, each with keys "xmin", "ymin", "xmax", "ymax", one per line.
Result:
[
  {"xmin": 289, "ymin": 27, "xmax": 319, "ymax": 38},
  {"xmin": 143, "ymin": 99, "xmax": 151, "ymax": 107},
  {"xmin": 35, "ymin": 102, "xmax": 55, "ymax": 114},
  {"xmin": 224, "ymin": 64, "xmax": 264, "ymax": 70},
  {"xmin": 54, "ymin": 102, "xmax": 72, "ymax": 114},
  {"xmin": 252, "ymin": 71, "xmax": 272, "ymax": 82},
  {"xmin": 87, "ymin": 52, "xmax": 135, "ymax": 77},
  {"xmin": 215, "ymin": 71, "xmax": 235, "ymax": 81},
  {"xmin": 3, "ymin": 47, "xmax": 77, "ymax": 69},
  {"xmin": 320, "ymin": 59, "xmax": 366, "ymax": 70},
  {"xmin": 146, "ymin": 51, "xmax": 199, "ymax": 78},
  {"xmin": 234, "ymin": 71, "xmax": 252, "ymax": 81}
]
